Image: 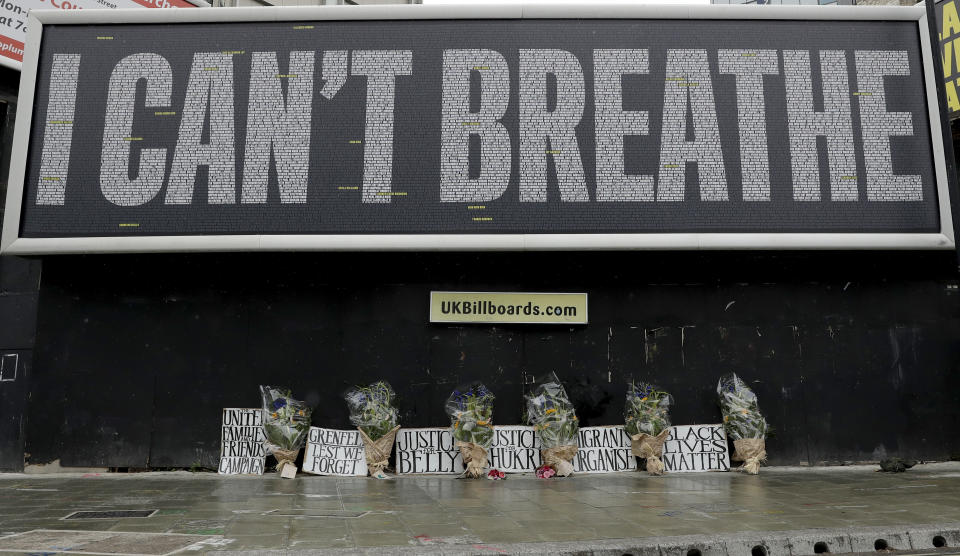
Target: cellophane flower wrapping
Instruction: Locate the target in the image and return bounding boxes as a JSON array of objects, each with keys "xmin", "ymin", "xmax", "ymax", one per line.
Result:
[
  {"xmin": 624, "ymin": 382, "xmax": 673, "ymax": 437},
  {"xmin": 624, "ymin": 382, "xmax": 673, "ymax": 475},
  {"xmin": 717, "ymin": 373, "xmax": 767, "ymax": 441},
  {"xmin": 344, "ymin": 381, "xmax": 399, "ymax": 441},
  {"xmin": 344, "ymin": 381, "xmax": 401, "ymax": 478},
  {"xmin": 525, "ymin": 373, "xmax": 579, "ymax": 476},
  {"xmin": 717, "ymin": 373, "xmax": 768, "ymax": 474},
  {"xmin": 446, "ymin": 383, "xmax": 495, "ymax": 478},
  {"xmin": 525, "ymin": 373, "xmax": 579, "ymax": 448},
  {"xmin": 259, "ymin": 385, "xmax": 311, "ymax": 475}
]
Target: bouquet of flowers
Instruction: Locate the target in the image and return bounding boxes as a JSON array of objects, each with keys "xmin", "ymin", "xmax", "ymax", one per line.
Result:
[
  {"xmin": 718, "ymin": 373, "xmax": 769, "ymax": 474},
  {"xmin": 525, "ymin": 373, "xmax": 579, "ymax": 477},
  {"xmin": 344, "ymin": 381, "xmax": 401, "ymax": 479},
  {"xmin": 624, "ymin": 382, "xmax": 674, "ymax": 475},
  {"xmin": 259, "ymin": 385, "xmax": 311, "ymax": 478},
  {"xmin": 445, "ymin": 383, "xmax": 495, "ymax": 478}
]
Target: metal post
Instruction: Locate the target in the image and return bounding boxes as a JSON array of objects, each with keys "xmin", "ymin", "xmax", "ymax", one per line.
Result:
[{"xmin": 925, "ymin": 0, "xmax": 960, "ymax": 272}]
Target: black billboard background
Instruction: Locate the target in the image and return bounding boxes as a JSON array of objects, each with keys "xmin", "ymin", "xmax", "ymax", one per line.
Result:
[{"xmin": 19, "ymin": 18, "xmax": 940, "ymax": 237}]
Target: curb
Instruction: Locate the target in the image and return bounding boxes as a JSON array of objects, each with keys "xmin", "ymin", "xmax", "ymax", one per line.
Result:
[{"xmin": 214, "ymin": 523, "xmax": 960, "ymax": 556}]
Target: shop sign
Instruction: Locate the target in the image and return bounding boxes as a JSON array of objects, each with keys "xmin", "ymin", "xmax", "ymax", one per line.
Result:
[
  {"xmin": 936, "ymin": 0, "xmax": 960, "ymax": 119},
  {"xmin": 430, "ymin": 292, "xmax": 587, "ymax": 325},
  {"xmin": 301, "ymin": 427, "xmax": 368, "ymax": 476},
  {"xmin": 488, "ymin": 425, "xmax": 541, "ymax": 473},
  {"xmin": 572, "ymin": 426, "xmax": 637, "ymax": 474},
  {"xmin": 395, "ymin": 427, "xmax": 464, "ymax": 474},
  {"xmin": 218, "ymin": 408, "xmax": 265, "ymax": 475},
  {"xmin": 1, "ymin": 6, "xmax": 953, "ymax": 254},
  {"xmin": 0, "ymin": 0, "xmax": 199, "ymax": 71},
  {"xmin": 662, "ymin": 424, "xmax": 730, "ymax": 473}
]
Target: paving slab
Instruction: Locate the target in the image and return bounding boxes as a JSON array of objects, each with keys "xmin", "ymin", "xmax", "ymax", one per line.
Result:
[{"xmin": 1, "ymin": 463, "xmax": 960, "ymax": 554}]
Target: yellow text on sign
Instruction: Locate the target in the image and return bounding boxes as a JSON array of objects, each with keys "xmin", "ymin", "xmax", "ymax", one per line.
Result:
[{"xmin": 429, "ymin": 292, "xmax": 588, "ymax": 325}]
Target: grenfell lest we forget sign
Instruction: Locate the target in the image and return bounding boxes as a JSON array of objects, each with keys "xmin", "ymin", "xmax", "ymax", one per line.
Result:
[{"xmin": 2, "ymin": 7, "xmax": 950, "ymax": 253}]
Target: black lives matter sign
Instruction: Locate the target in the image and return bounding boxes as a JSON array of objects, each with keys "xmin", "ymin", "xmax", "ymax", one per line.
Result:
[{"xmin": 19, "ymin": 18, "xmax": 938, "ymax": 240}]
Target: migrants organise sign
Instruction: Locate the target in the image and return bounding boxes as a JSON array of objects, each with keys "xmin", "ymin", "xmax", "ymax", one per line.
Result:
[
  {"xmin": 2, "ymin": 8, "xmax": 949, "ymax": 253},
  {"xmin": 572, "ymin": 426, "xmax": 637, "ymax": 474}
]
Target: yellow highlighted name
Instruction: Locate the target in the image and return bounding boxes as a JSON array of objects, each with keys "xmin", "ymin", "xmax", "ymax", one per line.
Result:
[
  {"xmin": 96, "ymin": 36, "xmax": 113, "ymax": 40},
  {"xmin": 275, "ymin": 74, "xmax": 298, "ymax": 78},
  {"xmin": 472, "ymin": 66, "xmax": 490, "ymax": 70},
  {"xmin": 48, "ymin": 120, "xmax": 72, "ymax": 124},
  {"xmin": 841, "ymin": 176, "xmax": 858, "ymax": 180},
  {"xmin": 203, "ymin": 67, "xmax": 218, "ymax": 71},
  {"xmin": 154, "ymin": 111, "xmax": 176, "ymax": 116},
  {"xmin": 338, "ymin": 186, "xmax": 359, "ymax": 190},
  {"xmin": 545, "ymin": 150, "xmax": 561, "ymax": 155},
  {"xmin": 118, "ymin": 223, "xmax": 140, "ymax": 228},
  {"xmin": 376, "ymin": 192, "xmax": 407, "ymax": 196},
  {"xmin": 663, "ymin": 164, "xmax": 680, "ymax": 169},
  {"xmin": 665, "ymin": 77, "xmax": 686, "ymax": 81},
  {"xmin": 472, "ymin": 217, "xmax": 493, "ymax": 222},
  {"xmin": 680, "ymin": 82, "xmax": 699, "ymax": 87},
  {"xmin": 349, "ymin": 140, "xmax": 362, "ymax": 144},
  {"xmin": 467, "ymin": 205, "xmax": 485, "ymax": 210},
  {"xmin": 741, "ymin": 52, "xmax": 757, "ymax": 57},
  {"xmin": 221, "ymin": 50, "xmax": 245, "ymax": 55},
  {"xmin": 462, "ymin": 122, "xmax": 480, "ymax": 126},
  {"xmin": 123, "ymin": 137, "xmax": 143, "ymax": 141},
  {"xmin": 41, "ymin": 177, "xmax": 61, "ymax": 181},
  {"xmin": 293, "ymin": 25, "xmax": 314, "ymax": 29}
]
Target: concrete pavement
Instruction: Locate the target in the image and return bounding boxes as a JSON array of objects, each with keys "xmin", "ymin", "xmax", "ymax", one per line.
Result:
[{"xmin": 2, "ymin": 462, "xmax": 960, "ymax": 555}]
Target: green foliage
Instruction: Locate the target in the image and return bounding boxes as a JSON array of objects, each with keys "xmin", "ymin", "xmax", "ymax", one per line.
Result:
[
  {"xmin": 525, "ymin": 373, "xmax": 579, "ymax": 448},
  {"xmin": 259, "ymin": 385, "xmax": 311, "ymax": 451},
  {"xmin": 717, "ymin": 373, "xmax": 768, "ymax": 440},
  {"xmin": 446, "ymin": 383, "xmax": 495, "ymax": 448},
  {"xmin": 624, "ymin": 382, "xmax": 673, "ymax": 437},
  {"xmin": 344, "ymin": 381, "xmax": 399, "ymax": 440}
]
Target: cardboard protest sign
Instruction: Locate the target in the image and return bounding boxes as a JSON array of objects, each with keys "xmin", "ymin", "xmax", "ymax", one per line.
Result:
[
  {"xmin": 395, "ymin": 427, "xmax": 464, "ymax": 474},
  {"xmin": 302, "ymin": 427, "xmax": 368, "ymax": 476},
  {"xmin": 488, "ymin": 425, "xmax": 541, "ymax": 473},
  {"xmin": 573, "ymin": 425, "xmax": 636, "ymax": 474},
  {"xmin": 218, "ymin": 408, "xmax": 266, "ymax": 475},
  {"xmin": 662, "ymin": 424, "xmax": 730, "ymax": 473}
]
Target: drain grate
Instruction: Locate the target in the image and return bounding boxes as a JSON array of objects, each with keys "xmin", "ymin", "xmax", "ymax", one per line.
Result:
[{"xmin": 64, "ymin": 509, "xmax": 157, "ymax": 520}]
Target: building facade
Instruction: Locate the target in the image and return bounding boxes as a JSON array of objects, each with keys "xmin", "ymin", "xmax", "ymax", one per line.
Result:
[{"xmin": 1, "ymin": 3, "xmax": 959, "ymax": 474}]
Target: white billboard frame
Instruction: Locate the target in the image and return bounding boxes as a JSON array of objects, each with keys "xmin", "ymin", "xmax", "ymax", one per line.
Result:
[{"xmin": 1, "ymin": 3, "xmax": 954, "ymax": 254}]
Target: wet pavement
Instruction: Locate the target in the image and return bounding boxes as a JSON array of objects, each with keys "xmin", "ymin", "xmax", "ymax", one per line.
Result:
[{"xmin": 1, "ymin": 462, "xmax": 960, "ymax": 555}]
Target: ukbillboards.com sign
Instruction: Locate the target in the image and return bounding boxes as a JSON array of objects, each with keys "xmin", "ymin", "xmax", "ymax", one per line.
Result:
[
  {"xmin": 1, "ymin": 5, "xmax": 954, "ymax": 254},
  {"xmin": 0, "ymin": 0, "xmax": 200, "ymax": 71}
]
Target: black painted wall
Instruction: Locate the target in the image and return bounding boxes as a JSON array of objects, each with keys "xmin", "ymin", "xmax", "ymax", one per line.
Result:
[{"xmin": 22, "ymin": 251, "xmax": 960, "ymax": 469}]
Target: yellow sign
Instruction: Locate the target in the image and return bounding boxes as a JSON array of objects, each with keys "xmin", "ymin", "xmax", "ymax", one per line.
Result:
[{"xmin": 430, "ymin": 292, "xmax": 588, "ymax": 325}]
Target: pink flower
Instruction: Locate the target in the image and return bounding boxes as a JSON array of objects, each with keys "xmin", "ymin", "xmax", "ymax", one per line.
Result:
[{"xmin": 536, "ymin": 465, "xmax": 556, "ymax": 479}]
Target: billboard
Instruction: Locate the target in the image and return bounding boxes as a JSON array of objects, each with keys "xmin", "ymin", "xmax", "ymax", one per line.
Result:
[
  {"xmin": 1, "ymin": 5, "xmax": 954, "ymax": 253},
  {"xmin": 0, "ymin": 0, "xmax": 200, "ymax": 71}
]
